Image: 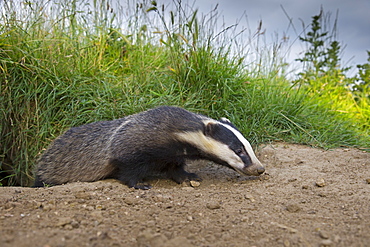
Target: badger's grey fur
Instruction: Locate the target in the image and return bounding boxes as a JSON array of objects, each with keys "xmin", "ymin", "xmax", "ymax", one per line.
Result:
[{"xmin": 34, "ymin": 106, "xmax": 265, "ymax": 189}]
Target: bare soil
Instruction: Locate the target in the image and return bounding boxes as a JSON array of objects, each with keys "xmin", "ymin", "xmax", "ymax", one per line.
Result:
[{"xmin": 1, "ymin": 143, "xmax": 369, "ymax": 247}]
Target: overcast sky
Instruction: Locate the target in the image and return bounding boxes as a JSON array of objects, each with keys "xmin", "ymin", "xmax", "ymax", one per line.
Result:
[{"xmin": 158, "ymin": 0, "xmax": 370, "ymax": 75}]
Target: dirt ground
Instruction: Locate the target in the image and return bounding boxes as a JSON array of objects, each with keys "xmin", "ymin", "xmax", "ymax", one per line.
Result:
[{"xmin": 0, "ymin": 143, "xmax": 369, "ymax": 247}]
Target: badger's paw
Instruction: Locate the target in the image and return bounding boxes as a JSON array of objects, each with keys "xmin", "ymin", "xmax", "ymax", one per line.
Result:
[
  {"xmin": 134, "ymin": 183, "xmax": 152, "ymax": 190},
  {"xmin": 170, "ymin": 170, "xmax": 202, "ymax": 184},
  {"xmin": 186, "ymin": 172, "xmax": 202, "ymax": 182},
  {"xmin": 127, "ymin": 180, "xmax": 152, "ymax": 190}
]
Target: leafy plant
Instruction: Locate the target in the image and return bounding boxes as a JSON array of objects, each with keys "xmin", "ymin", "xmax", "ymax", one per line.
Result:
[
  {"xmin": 352, "ymin": 51, "xmax": 370, "ymax": 101},
  {"xmin": 296, "ymin": 8, "xmax": 349, "ymax": 79}
]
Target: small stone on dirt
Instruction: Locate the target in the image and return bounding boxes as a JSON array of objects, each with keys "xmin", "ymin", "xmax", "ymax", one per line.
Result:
[
  {"xmin": 319, "ymin": 230, "xmax": 330, "ymax": 239},
  {"xmin": 206, "ymin": 201, "xmax": 221, "ymax": 210},
  {"xmin": 320, "ymin": 239, "xmax": 333, "ymax": 246},
  {"xmin": 74, "ymin": 192, "xmax": 91, "ymax": 200},
  {"xmin": 283, "ymin": 239, "xmax": 290, "ymax": 247},
  {"xmin": 366, "ymin": 178, "xmax": 370, "ymax": 184},
  {"xmin": 286, "ymin": 204, "xmax": 301, "ymax": 213},
  {"xmin": 124, "ymin": 197, "xmax": 137, "ymax": 205},
  {"xmin": 316, "ymin": 178, "xmax": 326, "ymax": 187},
  {"xmin": 95, "ymin": 204, "xmax": 106, "ymax": 210},
  {"xmin": 190, "ymin": 180, "xmax": 201, "ymax": 187},
  {"xmin": 70, "ymin": 220, "xmax": 79, "ymax": 229},
  {"xmin": 186, "ymin": 215, "xmax": 193, "ymax": 221},
  {"xmin": 56, "ymin": 217, "xmax": 72, "ymax": 227},
  {"xmin": 244, "ymin": 194, "xmax": 255, "ymax": 202},
  {"xmin": 153, "ymin": 194, "xmax": 165, "ymax": 202},
  {"xmin": 259, "ymin": 174, "xmax": 270, "ymax": 180}
]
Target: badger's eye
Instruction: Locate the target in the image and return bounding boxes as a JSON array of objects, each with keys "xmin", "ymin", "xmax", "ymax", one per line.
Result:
[{"xmin": 235, "ymin": 149, "xmax": 243, "ymax": 155}]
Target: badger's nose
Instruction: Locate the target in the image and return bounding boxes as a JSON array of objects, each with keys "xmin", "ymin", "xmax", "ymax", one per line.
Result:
[{"xmin": 257, "ymin": 166, "xmax": 265, "ymax": 175}]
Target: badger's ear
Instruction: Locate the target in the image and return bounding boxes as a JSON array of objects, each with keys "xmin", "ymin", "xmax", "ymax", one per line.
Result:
[
  {"xmin": 219, "ymin": 117, "xmax": 231, "ymax": 124},
  {"xmin": 204, "ymin": 122, "xmax": 217, "ymax": 136},
  {"xmin": 219, "ymin": 117, "xmax": 238, "ymax": 130}
]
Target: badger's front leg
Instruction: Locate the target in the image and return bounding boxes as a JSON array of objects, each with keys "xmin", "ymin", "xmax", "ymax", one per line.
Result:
[
  {"xmin": 166, "ymin": 163, "xmax": 202, "ymax": 184},
  {"xmin": 110, "ymin": 158, "xmax": 153, "ymax": 190}
]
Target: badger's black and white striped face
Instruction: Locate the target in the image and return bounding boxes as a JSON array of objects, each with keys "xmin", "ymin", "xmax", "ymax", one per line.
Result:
[{"xmin": 175, "ymin": 118, "xmax": 265, "ymax": 176}]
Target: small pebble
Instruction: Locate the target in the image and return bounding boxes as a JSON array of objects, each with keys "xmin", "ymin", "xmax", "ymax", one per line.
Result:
[
  {"xmin": 319, "ymin": 230, "xmax": 329, "ymax": 239},
  {"xmin": 316, "ymin": 178, "xmax": 326, "ymax": 187},
  {"xmin": 190, "ymin": 180, "xmax": 201, "ymax": 187},
  {"xmin": 244, "ymin": 194, "xmax": 255, "ymax": 202},
  {"xmin": 153, "ymin": 194, "xmax": 164, "ymax": 202},
  {"xmin": 286, "ymin": 204, "xmax": 301, "ymax": 213},
  {"xmin": 206, "ymin": 202, "xmax": 221, "ymax": 210},
  {"xmin": 186, "ymin": 215, "xmax": 193, "ymax": 221},
  {"xmin": 333, "ymin": 235, "xmax": 341, "ymax": 243},
  {"xmin": 95, "ymin": 205, "xmax": 106, "ymax": 210},
  {"xmin": 124, "ymin": 197, "xmax": 137, "ymax": 205},
  {"xmin": 366, "ymin": 178, "xmax": 370, "ymax": 184},
  {"xmin": 320, "ymin": 239, "xmax": 333, "ymax": 246},
  {"xmin": 283, "ymin": 239, "xmax": 290, "ymax": 247},
  {"xmin": 74, "ymin": 192, "xmax": 91, "ymax": 200},
  {"xmin": 55, "ymin": 217, "xmax": 72, "ymax": 227},
  {"xmin": 70, "ymin": 220, "xmax": 79, "ymax": 229}
]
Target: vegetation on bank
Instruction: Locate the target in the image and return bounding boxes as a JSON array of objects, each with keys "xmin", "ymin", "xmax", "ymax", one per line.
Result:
[{"xmin": 1, "ymin": 0, "xmax": 369, "ymax": 186}]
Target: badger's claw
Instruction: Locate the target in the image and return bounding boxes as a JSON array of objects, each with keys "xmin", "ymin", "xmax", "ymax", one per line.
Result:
[
  {"xmin": 187, "ymin": 172, "xmax": 202, "ymax": 182},
  {"xmin": 170, "ymin": 171, "xmax": 202, "ymax": 184},
  {"xmin": 134, "ymin": 183, "xmax": 152, "ymax": 190},
  {"xmin": 127, "ymin": 180, "xmax": 152, "ymax": 190}
]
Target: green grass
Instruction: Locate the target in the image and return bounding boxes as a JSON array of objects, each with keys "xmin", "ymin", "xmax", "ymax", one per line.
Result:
[{"xmin": 0, "ymin": 0, "xmax": 369, "ymax": 186}]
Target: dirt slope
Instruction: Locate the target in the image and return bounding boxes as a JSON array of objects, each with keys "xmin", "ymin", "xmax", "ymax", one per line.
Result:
[{"xmin": 1, "ymin": 143, "xmax": 369, "ymax": 247}]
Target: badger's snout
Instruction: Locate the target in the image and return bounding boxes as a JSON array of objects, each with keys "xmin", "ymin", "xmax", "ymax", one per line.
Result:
[
  {"xmin": 237, "ymin": 162, "xmax": 265, "ymax": 176},
  {"xmin": 257, "ymin": 166, "xmax": 265, "ymax": 175},
  {"xmin": 248, "ymin": 165, "xmax": 265, "ymax": 176}
]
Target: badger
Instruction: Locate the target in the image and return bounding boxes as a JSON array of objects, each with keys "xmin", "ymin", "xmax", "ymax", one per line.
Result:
[{"xmin": 34, "ymin": 106, "xmax": 265, "ymax": 189}]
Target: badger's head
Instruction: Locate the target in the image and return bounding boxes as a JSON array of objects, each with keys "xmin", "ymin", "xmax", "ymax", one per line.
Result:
[{"xmin": 175, "ymin": 118, "xmax": 265, "ymax": 176}]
